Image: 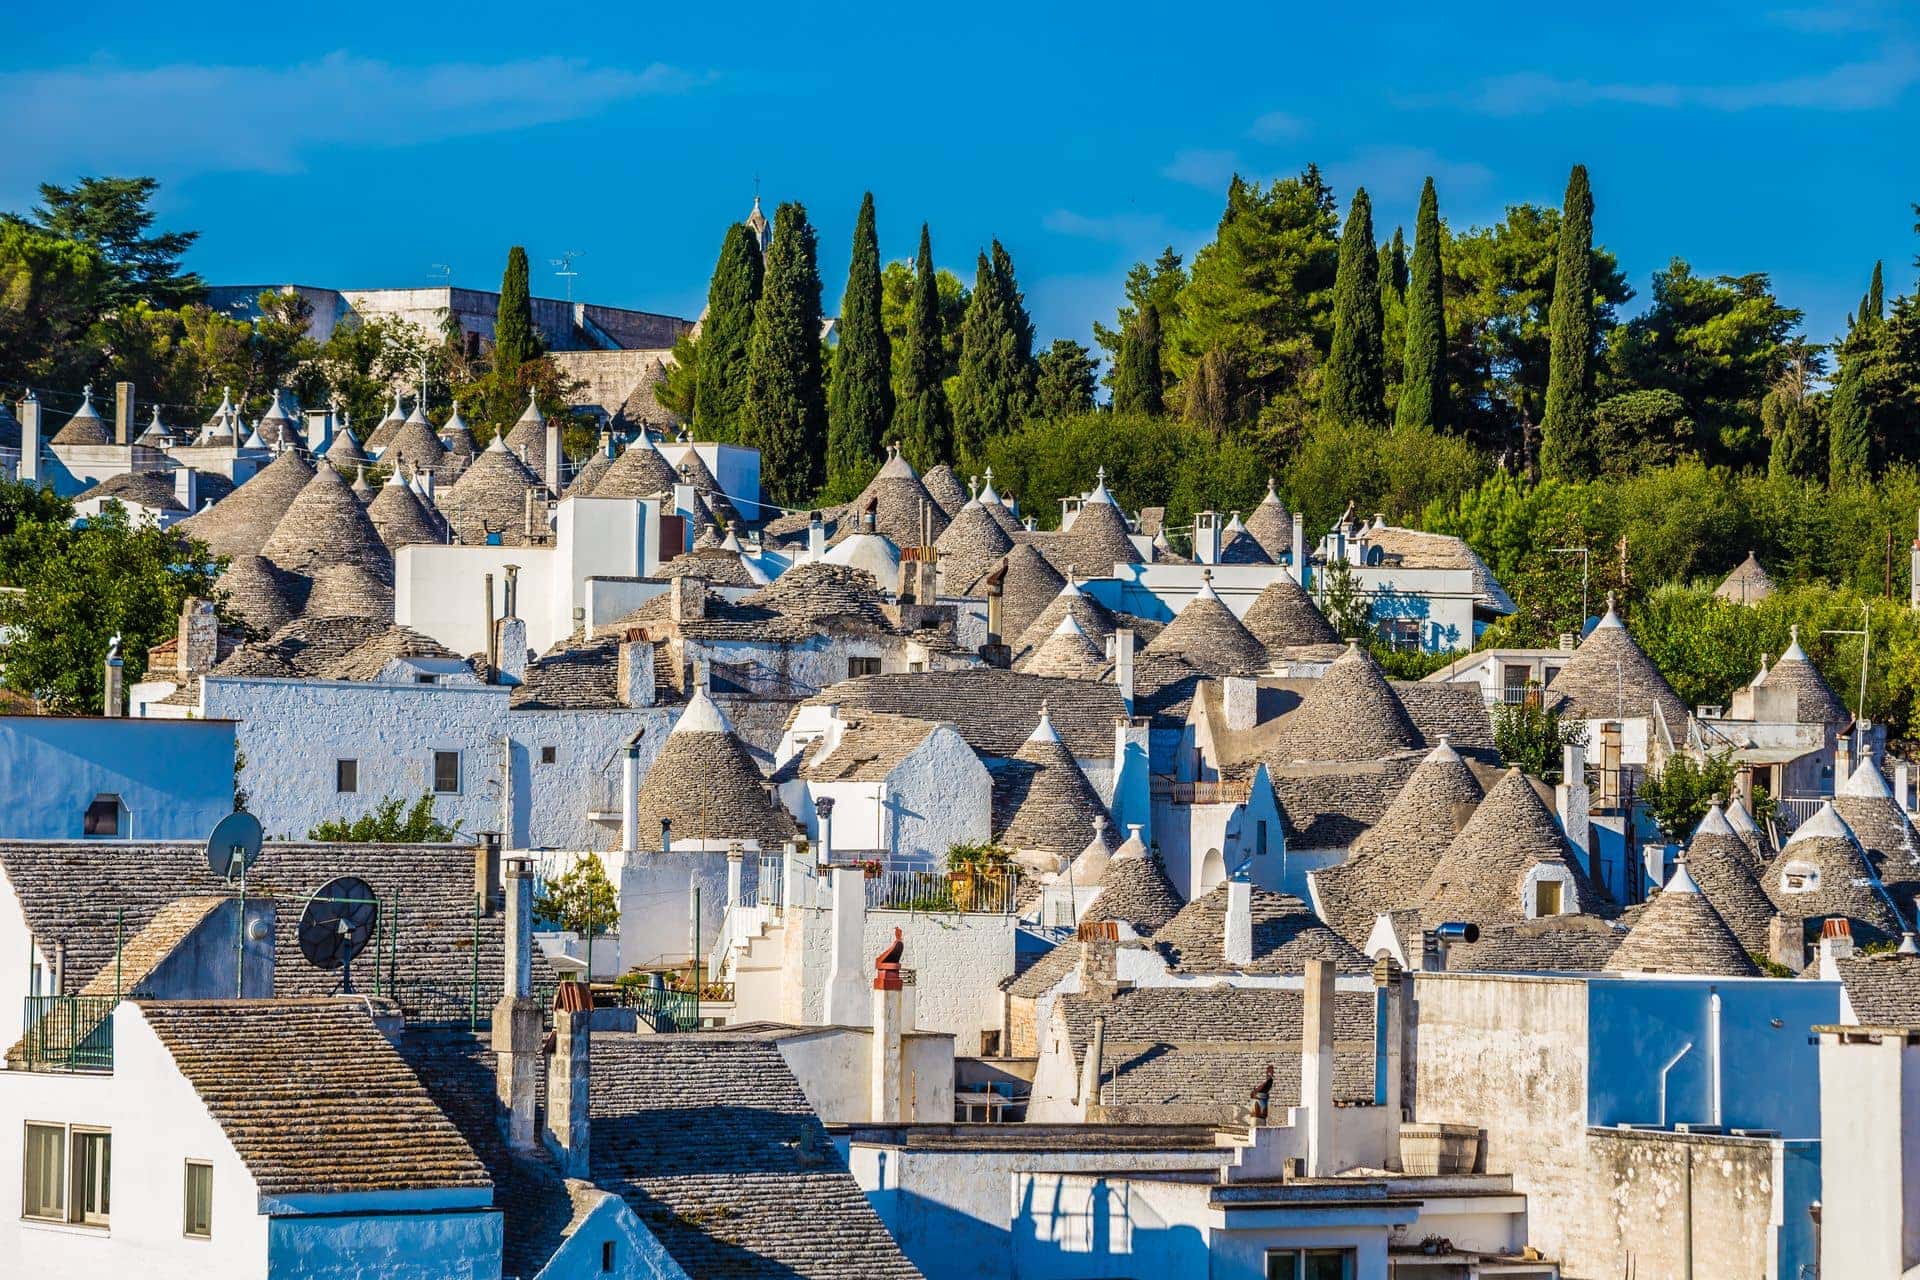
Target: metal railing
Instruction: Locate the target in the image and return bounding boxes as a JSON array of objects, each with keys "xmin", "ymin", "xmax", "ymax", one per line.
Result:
[
  {"xmin": 1774, "ymin": 796, "xmax": 1828, "ymax": 836},
  {"xmin": 866, "ymin": 868, "xmax": 1019, "ymax": 915},
  {"xmin": 617, "ymin": 985, "xmax": 703, "ymax": 1032},
  {"xmin": 18, "ymin": 995, "xmax": 116, "ymax": 1072}
]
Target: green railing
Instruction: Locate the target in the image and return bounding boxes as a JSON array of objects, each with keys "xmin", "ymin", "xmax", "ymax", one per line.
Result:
[
  {"xmin": 617, "ymin": 985, "xmax": 702, "ymax": 1032},
  {"xmin": 19, "ymin": 995, "xmax": 117, "ymax": 1072}
]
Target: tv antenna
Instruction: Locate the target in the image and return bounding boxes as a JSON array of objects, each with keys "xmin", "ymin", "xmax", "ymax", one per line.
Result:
[
  {"xmin": 428, "ymin": 263, "xmax": 453, "ymax": 287},
  {"xmin": 552, "ymin": 251, "xmax": 582, "ymax": 304},
  {"xmin": 298, "ymin": 876, "xmax": 380, "ymax": 996},
  {"xmin": 205, "ymin": 811, "xmax": 264, "ymax": 997}
]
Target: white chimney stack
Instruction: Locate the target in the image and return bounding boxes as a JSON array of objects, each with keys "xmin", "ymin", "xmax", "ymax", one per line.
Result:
[{"xmin": 1223, "ymin": 874, "xmax": 1252, "ymax": 967}]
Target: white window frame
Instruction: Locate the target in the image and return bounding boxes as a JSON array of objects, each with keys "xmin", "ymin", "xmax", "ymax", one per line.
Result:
[
  {"xmin": 432, "ymin": 750, "xmax": 462, "ymax": 795},
  {"xmin": 183, "ymin": 1159, "xmax": 212, "ymax": 1239},
  {"xmin": 21, "ymin": 1122, "xmax": 65, "ymax": 1223},
  {"xmin": 21, "ymin": 1122, "xmax": 110, "ymax": 1229}
]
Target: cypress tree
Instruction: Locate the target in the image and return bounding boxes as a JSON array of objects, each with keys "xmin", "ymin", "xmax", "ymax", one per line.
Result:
[
  {"xmin": 1395, "ymin": 179, "xmax": 1447, "ymax": 434},
  {"xmin": 1322, "ymin": 187, "xmax": 1385, "ymax": 427},
  {"xmin": 1828, "ymin": 359, "xmax": 1870, "ymax": 485},
  {"xmin": 952, "ymin": 240, "xmax": 1037, "ymax": 468},
  {"xmin": 744, "ymin": 202, "xmax": 827, "ymax": 505},
  {"xmin": 894, "ymin": 224, "xmax": 953, "ymax": 468},
  {"xmin": 1764, "ymin": 388, "xmax": 1820, "ymax": 482},
  {"xmin": 1185, "ymin": 348, "xmax": 1233, "ymax": 439},
  {"xmin": 693, "ymin": 222, "xmax": 764, "ymax": 442},
  {"xmin": 1541, "ymin": 164, "xmax": 1597, "ymax": 481},
  {"xmin": 1378, "ymin": 227, "xmax": 1408, "ymax": 390},
  {"xmin": 1868, "ymin": 260, "xmax": 1886, "ymax": 322},
  {"xmin": 826, "ymin": 193, "xmax": 893, "ymax": 494},
  {"xmin": 493, "ymin": 245, "xmax": 539, "ymax": 384},
  {"xmin": 1111, "ymin": 303, "xmax": 1165, "ymax": 415},
  {"xmin": 1034, "ymin": 339, "xmax": 1098, "ymax": 419}
]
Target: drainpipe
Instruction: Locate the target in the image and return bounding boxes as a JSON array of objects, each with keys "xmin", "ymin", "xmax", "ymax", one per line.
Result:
[
  {"xmin": 621, "ymin": 735, "xmax": 641, "ymax": 854},
  {"xmin": 1657, "ymin": 1041, "xmax": 1694, "ymax": 1127},
  {"xmin": 484, "ymin": 572, "xmax": 497, "ymax": 685},
  {"xmin": 1708, "ymin": 991, "xmax": 1722, "ymax": 1127},
  {"xmin": 815, "ymin": 795, "xmax": 835, "ymax": 867}
]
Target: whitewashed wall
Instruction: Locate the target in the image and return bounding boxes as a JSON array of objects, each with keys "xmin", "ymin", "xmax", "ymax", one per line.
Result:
[{"xmin": 0, "ymin": 716, "xmax": 235, "ymax": 841}]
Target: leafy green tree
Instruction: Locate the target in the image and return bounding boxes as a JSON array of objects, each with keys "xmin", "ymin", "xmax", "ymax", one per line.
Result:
[
  {"xmin": 0, "ymin": 501, "xmax": 218, "ymax": 712},
  {"xmin": 493, "ymin": 246, "xmax": 539, "ymax": 383},
  {"xmin": 1323, "ymin": 187, "xmax": 1385, "ymax": 427},
  {"xmin": 952, "ymin": 240, "xmax": 1036, "ymax": 468},
  {"xmin": 1827, "ymin": 337, "xmax": 1875, "ymax": 485},
  {"xmin": 1589, "ymin": 389, "xmax": 1696, "ymax": 473},
  {"xmin": 745, "ymin": 202, "xmax": 827, "ymax": 503},
  {"xmin": 18, "ymin": 176, "xmax": 201, "ymax": 308},
  {"xmin": 1173, "ymin": 168, "xmax": 1339, "ymax": 445},
  {"xmin": 0, "ymin": 221, "xmax": 106, "ymax": 386},
  {"xmin": 893, "ymin": 225, "xmax": 954, "ymax": 469},
  {"xmin": 1095, "ymin": 247, "xmax": 1185, "ymax": 398},
  {"xmin": 694, "ymin": 222, "xmax": 764, "ymax": 441},
  {"xmin": 1398, "ymin": 178, "xmax": 1447, "ymax": 432},
  {"xmin": 310, "ymin": 794, "xmax": 461, "ymax": 843},
  {"xmin": 535, "ymin": 856, "xmax": 619, "ymax": 936},
  {"xmin": 1317, "ymin": 556, "xmax": 1368, "ymax": 638},
  {"xmin": 1492, "ymin": 690, "xmax": 1587, "ymax": 783},
  {"xmin": 1639, "ymin": 751, "xmax": 1737, "ymax": 842},
  {"xmin": 1541, "ymin": 165, "xmax": 1598, "ymax": 480},
  {"xmin": 826, "ymin": 193, "xmax": 893, "ymax": 497},
  {"xmin": 1378, "ymin": 226, "xmax": 1408, "ymax": 416},
  {"xmin": 1111, "ymin": 303, "xmax": 1165, "ymax": 415},
  {"xmin": 881, "ymin": 255, "xmax": 965, "ymax": 389},
  {"xmin": 1034, "ymin": 339, "xmax": 1097, "ymax": 419},
  {"xmin": 1764, "ymin": 343, "xmax": 1824, "ymax": 482},
  {"xmin": 1867, "ymin": 259, "xmax": 1885, "ymax": 323},
  {"xmin": 313, "ymin": 315, "xmax": 438, "ymax": 431},
  {"xmin": 1284, "ymin": 418, "xmax": 1486, "ymax": 536}
]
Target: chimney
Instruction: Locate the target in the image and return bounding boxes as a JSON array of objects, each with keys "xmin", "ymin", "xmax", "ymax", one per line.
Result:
[
  {"xmin": 1836, "ymin": 735, "xmax": 1854, "ymax": 789},
  {"xmin": 494, "ymin": 614, "xmax": 528, "ymax": 685},
  {"xmin": 807, "ymin": 511, "xmax": 826, "ymax": 559},
  {"xmin": 725, "ymin": 841, "xmax": 745, "ymax": 911},
  {"xmin": 544, "ymin": 416, "xmax": 562, "ymax": 496},
  {"xmin": 1223, "ymin": 874, "xmax": 1253, "ymax": 967},
  {"xmin": 1114, "ymin": 628, "xmax": 1136, "ymax": 713},
  {"xmin": 492, "ymin": 857, "xmax": 541, "ymax": 1150},
  {"xmin": 1110, "ymin": 717, "xmax": 1152, "ymax": 844},
  {"xmin": 474, "ymin": 833, "xmax": 501, "ymax": 916},
  {"xmin": 545, "ymin": 981, "xmax": 592, "ymax": 1176},
  {"xmin": 19, "ymin": 391, "xmax": 40, "ymax": 485},
  {"xmin": 814, "ymin": 795, "xmax": 836, "ymax": 866},
  {"xmin": 1300, "ymin": 958, "xmax": 1337, "ymax": 1175},
  {"xmin": 620, "ymin": 731, "xmax": 644, "ymax": 854},
  {"xmin": 1076, "ymin": 934, "xmax": 1118, "ymax": 996},
  {"xmin": 823, "ymin": 864, "xmax": 868, "ymax": 1025},
  {"xmin": 660, "ymin": 818, "xmax": 672, "ymax": 853},
  {"xmin": 1556, "ymin": 741, "xmax": 1591, "ymax": 863},
  {"xmin": 305, "ymin": 409, "xmax": 333, "ymax": 454},
  {"xmin": 871, "ymin": 928, "xmax": 907, "ymax": 1123},
  {"xmin": 1820, "ymin": 916, "xmax": 1855, "ymax": 964},
  {"xmin": 172, "ymin": 466, "xmax": 198, "ymax": 514},
  {"xmin": 1077, "ymin": 1014, "xmax": 1107, "ymax": 1112},
  {"xmin": 1222, "ymin": 676, "xmax": 1257, "ymax": 731},
  {"xmin": 114, "ymin": 381, "xmax": 134, "ymax": 446},
  {"xmin": 103, "ymin": 639, "xmax": 124, "ymax": 718},
  {"xmin": 1290, "ymin": 512, "xmax": 1305, "ymax": 586},
  {"xmin": 176, "ymin": 597, "xmax": 218, "ymax": 680},
  {"xmin": 1194, "ymin": 511, "xmax": 1220, "ymax": 564},
  {"xmin": 616, "ymin": 637, "xmax": 656, "ymax": 708},
  {"xmin": 483, "ymin": 573, "xmax": 498, "ymax": 685},
  {"xmin": 670, "ymin": 575, "xmax": 706, "ymax": 625},
  {"xmin": 1374, "ymin": 958, "xmax": 1406, "ymax": 1154},
  {"xmin": 1770, "ymin": 913, "xmax": 1806, "ymax": 975}
]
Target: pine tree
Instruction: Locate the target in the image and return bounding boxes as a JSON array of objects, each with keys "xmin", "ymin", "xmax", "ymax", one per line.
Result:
[
  {"xmin": 826, "ymin": 193, "xmax": 893, "ymax": 495},
  {"xmin": 952, "ymin": 240, "xmax": 1036, "ymax": 468},
  {"xmin": 1394, "ymin": 179, "xmax": 1448, "ymax": 434},
  {"xmin": 744, "ymin": 202, "xmax": 827, "ymax": 505},
  {"xmin": 1541, "ymin": 165, "xmax": 1597, "ymax": 480},
  {"xmin": 493, "ymin": 246, "xmax": 538, "ymax": 384},
  {"xmin": 1764, "ymin": 387, "xmax": 1820, "ymax": 482},
  {"xmin": 1111, "ymin": 303, "xmax": 1165, "ymax": 415},
  {"xmin": 1322, "ymin": 187, "xmax": 1385, "ymax": 427},
  {"xmin": 1034, "ymin": 339, "xmax": 1098, "ymax": 419},
  {"xmin": 693, "ymin": 222, "xmax": 763, "ymax": 442},
  {"xmin": 894, "ymin": 224, "xmax": 953, "ymax": 468}
]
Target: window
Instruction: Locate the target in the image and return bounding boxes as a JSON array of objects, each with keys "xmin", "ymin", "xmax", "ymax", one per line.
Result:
[
  {"xmin": 848, "ymin": 656, "xmax": 881, "ymax": 678},
  {"xmin": 21, "ymin": 1124, "xmax": 109, "ymax": 1227},
  {"xmin": 1781, "ymin": 863, "xmax": 1819, "ymax": 894},
  {"xmin": 1533, "ymin": 879, "xmax": 1564, "ymax": 917},
  {"xmin": 183, "ymin": 1161, "xmax": 212, "ymax": 1238},
  {"xmin": 1267, "ymin": 1249, "xmax": 1356, "ymax": 1280},
  {"xmin": 336, "ymin": 759, "xmax": 358, "ymax": 793},
  {"xmin": 601, "ymin": 1240, "xmax": 616, "ymax": 1271},
  {"xmin": 432, "ymin": 751, "xmax": 461, "ymax": 794},
  {"xmin": 1256, "ymin": 820, "xmax": 1269, "ymax": 857},
  {"xmin": 1377, "ymin": 617, "xmax": 1421, "ymax": 652},
  {"xmin": 541, "ymin": 746, "xmax": 558, "ymax": 765},
  {"xmin": 82, "ymin": 794, "xmax": 122, "ymax": 838},
  {"xmin": 414, "ymin": 674, "xmax": 436, "ymax": 685},
  {"xmin": 1502, "ymin": 664, "xmax": 1531, "ymax": 704}
]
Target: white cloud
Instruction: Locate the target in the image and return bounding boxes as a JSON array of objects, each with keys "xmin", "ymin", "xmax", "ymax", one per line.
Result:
[
  {"xmin": 1159, "ymin": 148, "xmax": 1240, "ymax": 191},
  {"xmin": 1247, "ymin": 110, "xmax": 1306, "ymax": 143},
  {"xmin": 0, "ymin": 52, "xmax": 709, "ymax": 191},
  {"xmin": 1042, "ymin": 209, "xmax": 1170, "ymax": 244},
  {"xmin": 1469, "ymin": 44, "xmax": 1920, "ymax": 115},
  {"xmin": 1325, "ymin": 146, "xmax": 1492, "ymax": 200}
]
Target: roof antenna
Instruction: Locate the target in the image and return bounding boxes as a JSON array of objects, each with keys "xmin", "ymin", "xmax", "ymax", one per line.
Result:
[{"xmin": 299, "ymin": 876, "xmax": 380, "ymax": 996}]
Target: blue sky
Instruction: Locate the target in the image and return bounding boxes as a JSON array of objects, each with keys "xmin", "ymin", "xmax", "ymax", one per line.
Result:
[{"xmin": 4, "ymin": 2, "xmax": 1917, "ymax": 352}]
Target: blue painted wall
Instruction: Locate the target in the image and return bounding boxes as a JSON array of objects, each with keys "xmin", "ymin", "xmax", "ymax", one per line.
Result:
[{"xmin": 0, "ymin": 715, "xmax": 236, "ymax": 840}]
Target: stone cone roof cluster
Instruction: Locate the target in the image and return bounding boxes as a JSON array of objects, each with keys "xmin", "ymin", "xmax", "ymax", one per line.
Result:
[
  {"xmin": 322, "ymin": 428, "xmax": 372, "ymax": 473},
  {"xmin": 1419, "ymin": 767, "xmax": 1599, "ymax": 925},
  {"xmin": 177, "ymin": 449, "xmax": 316, "ymax": 560},
  {"xmin": 367, "ymin": 471, "xmax": 445, "ymax": 549},
  {"xmin": 593, "ymin": 435, "xmax": 681, "ymax": 500},
  {"xmin": 1766, "ymin": 802, "xmax": 1905, "ymax": 945},
  {"xmin": 1547, "ymin": 600, "xmax": 1688, "ymax": 727},
  {"xmin": 258, "ymin": 462, "xmax": 394, "ymax": 586},
  {"xmin": 1143, "ymin": 576, "xmax": 1267, "ymax": 675},
  {"xmin": 1023, "ymin": 615, "xmax": 1108, "ymax": 680},
  {"xmin": 1269, "ymin": 643, "xmax": 1421, "ymax": 763},
  {"xmin": 1240, "ymin": 572, "xmax": 1339, "ymax": 653},
  {"xmin": 1680, "ymin": 805, "xmax": 1779, "ymax": 955},
  {"xmin": 985, "ymin": 544, "xmax": 1066, "ymax": 642},
  {"xmin": 1606, "ymin": 855, "xmax": 1758, "ymax": 977},
  {"xmin": 304, "ymin": 563, "xmax": 396, "ymax": 620},
  {"xmin": 217, "ymin": 554, "xmax": 301, "ymax": 636},
  {"xmin": 838, "ymin": 448, "xmax": 949, "ymax": 548},
  {"xmin": 992, "ymin": 707, "xmax": 1111, "ymax": 857},
  {"xmin": 936, "ymin": 501, "xmax": 1016, "ymax": 597},
  {"xmin": 633, "ymin": 689, "xmax": 796, "ymax": 848},
  {"xmin": 1012, "ymin": 581, "xmax": 1118, "ymax": 670}
]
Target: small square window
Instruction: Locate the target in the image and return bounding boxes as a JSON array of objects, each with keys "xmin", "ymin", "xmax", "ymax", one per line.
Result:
[
  {"xmin": 183, "ymin": 1161, "xmax": 212, "ymax": 1238},
  {"xmin": 336, "ymin": 760, "xmax": 358, "ymax": 793},
  {"xmin": 83, "ymin": 794, "xmax": 122, "ymax": 837},
  {"xmin": 433, "ymin": 751, "xmax": 461, "ymax": 794},
  {"xmin": 541, "ymin": 746, "xmax": 558, "ymax": 765},
  {"xmin": 415, "ymin": 674, "xmax": 436, "ymax": 685},
  {"xmin": 848, "ymin": 656, "xmax": 881, "ymax": 678}
]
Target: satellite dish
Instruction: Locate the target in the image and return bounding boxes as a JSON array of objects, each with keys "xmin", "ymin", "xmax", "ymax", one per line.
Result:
[
  {"xmin": 298, "ymin": 876, "xmax": 379, "ymax": 993},
  {"xmin": 206, "ymin": 811, "xmax": 264, "ymax": 881}
]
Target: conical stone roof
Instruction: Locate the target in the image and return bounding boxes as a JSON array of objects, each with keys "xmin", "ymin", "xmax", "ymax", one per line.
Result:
[
  {"xmin": 1055, "ymin": 473, "xmax": 1141, "ymax": 570},
  {"xmin": 1268, "ymin": 642, "xmax": 1421, "ymax": 763},
  {"xmin": 1081, "ymin": 829, "xmax": 1184, "ymax": 935},
  {"xmin": 1012, "ymin": 582, "xmax": 1119, "ymax": 670},
  {"xmin": 440, "ymin": 404, "xmax": 477, "ymax": 458},
  {"xmin": 592, "ymin": 436, "xmax": 680, "ymax": 500},
  {"xmin": 260, "ymin": 463, "xmax": 394, "ymax": 585},
  {"xmin": 921, "ymin": 464, "xmax": 969, "ymax": 517},
  {"xmin": 1758, "ymin": 626, "xmax": 1848, "ymax": 729},
  {"xmin": 671, "ymin": 446, "xmax": 738, "ymax": 527},
  {"xmin": 992, "ymin": 708, "xmax": 1111, "ymax": 857},
  {"xmin": 1714, "ymin": 552, "xmax": 1775, "ymax": 605},
  {"xmin": 633, "ymin": 690, "xmax": 796, "ymax": 848},
  {"xmin": 440, "ymin": 435, "xmax": 541, "ymax": 546},
  {"xmin": 1606, "ymin": 857, "xmax": 1758, "ymax": 976},
  {"xmin": 1834, "ymin": 757, "xmax": 1920, "ymax": 899},
  {"xmin": 502, "ymin": 392, "xmax": 551, "ymax": 482},
  {"xmin": 1681, "ymin": 804, "xmax": 1779, "ymax": 955},
  {"xmin": 350, "ymin": 467, "xmax": 375, "ymax": 503},
  {"xmin": 175, "ymin": 448, "xmax": 318, "ymax": 560},
  {"xmin": 303, "ymin": 563, "xmax": 395, "ymax": 620},
  {"xmin": 935, "ymin": 501, "xmax": 1015, "ymax": 598},
  {"xmin": 51, "ymin": 387, "xmax": 112, "ymax": 445},
  {"xmin": 1765, "ymin": 802, "xmax": 1904, "ymax": 945},
  {"xmin": 1420, "ymin": 767, "xmax": 1599, "ymax": 925},
  {"xmin": 322, "ymin": 428, "xmax": 372, "ymax": 473},
  {"xmin": 256, "ymin": 390, "xmax": 300, "ymax": 448},
  {"xmin": 982, "ymin": 544, "xmax": 1066, "ymax": 642},
  {"xmin": 1218, "ymin": 515, "xmax": 1273, "ymax": 565},
  {"xmin": 566, "ymin": 444, "xmax": 617, "ymax": 497},
  {"xmin": 368, "ymin": 471, "xmax": 445, "ymax": 549},
  {"xmin": 363, "ymin": 393, "xmax": 407, "ymax": 452},
  {"xmin": 1241, "ymin": 572, "xmax": 1339, "ymax": 652},
  {"xmin": 837, "ymin": 447, "xmax": 949, "ymax": 548},
  {"xmin": 1242, "ymin": 479, "xmax": 1294, "ymax": 563},
  {"xmin": 1310, "ymin": 739, "xmax": 1484, "ymax": 947},
  {"xmin": 1546, "ymin": 599, "xmax": 1688, "ymax": 727},
  {"xmin": 383, "ymin": 415, "xmax": 448, "ymax": 476},
  {"xmin": 978, "ymin": 469, "xmax": 1024, "ymax": 536},
  {"xmin": 1143, "ymin": 576, "xmax": 1267, "ymax": 675},
  {"xmin": 1724, "ymin": 793, "xmax": 1771, "ymax": 866},
  {"xmin": 1024, "ymin": 615, "xmax": 1109, "ymax": 680},
  {"xmin": 216, "ymin": 554, "xmax": 299, "ymax": 637}
]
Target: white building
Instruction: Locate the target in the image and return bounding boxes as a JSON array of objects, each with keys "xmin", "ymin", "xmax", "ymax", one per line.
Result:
[{"xmin": 0, "ymin": 715, "xmax": 235, "ymax": 841}]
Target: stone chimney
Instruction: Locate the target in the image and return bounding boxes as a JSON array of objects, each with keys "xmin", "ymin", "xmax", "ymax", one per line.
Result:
[
  {"xmin": 814, "ymin": 795, "xmax": 836, "ymax": 866},
  {"xmin": 176, "ymin": 597, "xmax": 219, "ymax": 681},
  {"xmin": 19, "ymin": 391, "xmax": 40, "ymax": 485},
  {"xmin": 544, "ymin": 416, "xmax": 562, "ymax": 496},
  {"xmin": 871, "ymin": 928, "xmax": 907, "ymax": 1123},
  {"xmin": 474, "ymin": 832, "xmax": 501, "ymax": 917},
  {"xmin": 1222, "ymin": 676, "xmax": 1258, "ymax": 732},
  {"xmin": 492, "ymin": 857, "xmax": 542, "ymax": 1150},
  {"xmin": 670, "ymin": 575, "xmax": 706, "ymax": 625},
  {"xmin": 1077, "ymin": 1015, "xmax": 1107, "ymax": 1113},
  {"xmin": 1556, "ymin": 741, "xmax": 1591, "ymax": 861},
  {"xmin": 1299, "ymin": 957, "xmax": 1337, "ymax": 1175},
  {"xmin": 114, "ymin": 381, "xmax": 134, "ymax": 446},
  {"xmin": 494, "ymin": 565, "xmax": 527, "ymax": 685},
  {"xmin": 616, "ymin": 636, "xmax": 656, "ymax": 708},
  {"xmin": 1223, "ymin": 874, "xmax": 1253, "ymax": 967},
  {"xmin": 1821, "ymin": 916, "xmax": 1855, "ymax": 964},
  {"xmin": 545, "ymin": 981, "xmax": 592, "ymax": 1177},
  {"xmin": 172, "ymin": 466, "xmax": 198, "ymax": 514},
  {"xmin": 1114, "ymin": 627, "xmax": 1136, "ymax": 712},
  {"xmin": 103, "ymin": 637, "xmax": 124, "ymax": 718},
  {"xmin": 1837, "ymin": 735, "xmax": 1854, "ymax": 790},
  {"xmin": 1290, "ymin": 512, "xmax": 1306, "ymax": 586},
  {"xmin": 1076, "ymin": 934, "xmax": 1119, "ymax": 996},
  {"xmin": 483, "ymin": 573, "xmax": 498, "ymax": 684},
  {"xmin": 1110, "ymin": 719, "xmax": 1152, "ymax": 844},
  {"xmin": 1770, "ymin": 912, "xmax": 1806, "ymax": 975},
  {"xmin": 807, "ymin": 511, "xmax": 826, "ymax": 560},
  {"xmin": 1374, "ymin": 958, "xmax": 1407, "ymax": 1155}
]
